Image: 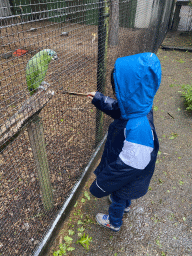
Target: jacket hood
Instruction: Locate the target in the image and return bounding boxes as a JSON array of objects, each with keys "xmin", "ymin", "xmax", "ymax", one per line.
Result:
[{"xmin": 113, "ymin": 52, "xmax": 161, "ymax": 119}]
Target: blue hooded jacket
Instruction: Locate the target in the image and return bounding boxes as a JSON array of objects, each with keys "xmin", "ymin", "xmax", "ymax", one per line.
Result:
[{"xmin": 90, "ymin": 52, "xmax": 161, "ymax": 200}]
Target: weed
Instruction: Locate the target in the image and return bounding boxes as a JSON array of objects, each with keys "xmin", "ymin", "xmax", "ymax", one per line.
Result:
[
  {"xmin": 68, "ymin": 230, "xmax": 75, "ymax": 236},
  {"xmin": 78, "ymin": 226, "xmax": 85, "ymax": 232},
  {"xmin": 76, "ymin": 233, "xmax": 92, "ymax": 250},
  {"xmin": 153, "ymin": 106, "xmax": 158, "ymax": 111},
  {"xmin": 53, "ymin": 243, "xmax": 75, "ymax": 256},
  {"xmin": 84, "ymin": 215, "xmax": 95, "ymax": 224},
  {"xmin": 53, "ymin": 189, "xmax": 95, "ymax": 255},
  {"xmin": 84, "ymin": 191, "xmax": 90, "ymax": 200},
  {"xmin": 181, "ymin": 84, "xmax": 192, "ymax": 111},
  {"xmin": 169, "ymin": 133, "xmax": 178, "ymax": 140},
  {"xmin": 151, "ymin": 214, "xmax": 160, "ymax": 223},
  {"xmin": 156, "ymin": 239, "xmax": 162, "ymax": 248},
  {"xmin": 77, "ymin": 220, "xmax": 83, "ymax": 225},
  {"xmin": 177, "ymin": 59, "xmax": 185, "ymax": 63},
  {"xmin": 168, "ymin": 213, "xmax": 174, "ymax": 221}
]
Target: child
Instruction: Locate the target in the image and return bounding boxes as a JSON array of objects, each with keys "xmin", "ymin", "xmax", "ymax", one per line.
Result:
[{"xmin": 87, "ymin": 52, "xmax": 161, "ymax": 231}]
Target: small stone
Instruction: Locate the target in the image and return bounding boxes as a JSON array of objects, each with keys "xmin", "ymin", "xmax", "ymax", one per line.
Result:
[
  {"xmin": 61, "ymin": 31, "xmax": 69, "ymax": 36},
  {"xmin": 2, "ymin": 53, "xmax": 12, "ymax": 59},
  {"xmin": 135, "ymin": 207, "xmax": 144, "ymax": 213},
  {"xmin": 22, "ymin": 222, "xmax": 30, "ymax": 230},
  {"xmin": 31, "ymin": 177, "xmax": 36, "ymax": 182},
  {"xmin": 34, "ymin": 240, "xmax": 39, "ymax": 245},
  {"xmin": 57, "ymin": 176, "xmax": 62, "ymax": 181},
  {"xmin": 29, "ymin": 28, "xmax": 37, "ymax": 32}
]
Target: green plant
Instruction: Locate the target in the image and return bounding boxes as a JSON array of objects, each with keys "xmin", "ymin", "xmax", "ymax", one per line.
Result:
[
  {"xmin": 153, "ymin": 106, "xmax": 158, "ymax": 111},
  {"xmin": 169, "ymin": 133, "xmax": 178, "ymax": 140},
  {"xmin": 156, "ymin": 239, "xmax": 162, "ymax": 248},
  {"xmin": 84, "ymin": 191, "xmax": 90, "ymax": 200},
  {"xmin": 53, "ymin": 243, "xmax": 75, "ymax": 256},
  {"xmin": 53, "ymin": 236, "xmax": 75, "ymax": 255},
  {"xmin": 181, "ymin": 84, "xmax": 192, "ymax": 111},
  {"xmin": 76, "ymin": 233, "xmax": 92, "ymax": 250}
]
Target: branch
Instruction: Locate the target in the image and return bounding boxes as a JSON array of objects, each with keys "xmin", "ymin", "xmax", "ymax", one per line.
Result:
[{"xmin": 0, "ymin": 82, "xmax": 54, "ymax": 149}]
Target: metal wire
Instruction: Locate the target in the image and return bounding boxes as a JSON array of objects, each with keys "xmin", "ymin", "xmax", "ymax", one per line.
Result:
[{"xmin": 0, "ymin": 0, "xmax": 175, "ymax": 255}]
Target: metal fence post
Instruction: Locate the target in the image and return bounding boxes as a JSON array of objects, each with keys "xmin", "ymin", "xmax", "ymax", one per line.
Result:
[
  {"xmin": 27, "ymin": 114, "xmax": 53, "ymax": 211},
  {"xmin": 171, "ymin": 2, "xmax": 182, "ymax": 31},
  {"xmin": 152, "ymin": 0, "xmax": 167, "ymax": 53},
  {"xmin": 95, "ymin": 0, "xmax": 109, "ymax": 147}
]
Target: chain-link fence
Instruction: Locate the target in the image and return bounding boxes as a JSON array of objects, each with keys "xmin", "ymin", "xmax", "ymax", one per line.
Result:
[{"xmin": 0, "ymin": 0, "xmax": 174, "ymax": 255}]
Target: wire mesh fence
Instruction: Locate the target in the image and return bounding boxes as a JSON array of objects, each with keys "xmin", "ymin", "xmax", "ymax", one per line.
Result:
[{"xmin": 0, "ymin": 0, "xmax": 174, "ymax": 255}]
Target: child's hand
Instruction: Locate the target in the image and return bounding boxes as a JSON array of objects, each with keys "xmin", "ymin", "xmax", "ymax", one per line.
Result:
[{"xmin": 87, "ymin": 91, "xmax": 96, "ymax": 99}]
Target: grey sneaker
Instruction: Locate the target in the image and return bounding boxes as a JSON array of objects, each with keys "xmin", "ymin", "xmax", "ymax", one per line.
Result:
[
  {"xmin": 96, "ymin": 213, "xmax": 121, "ymax": 232},
  {"xmin": 108, "ymin": 195, "xmax": 131, "ymax": 213}
]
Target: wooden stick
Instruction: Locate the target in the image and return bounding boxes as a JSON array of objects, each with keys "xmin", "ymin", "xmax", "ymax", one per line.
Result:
[{"xmin": 62, "ymin": 91, "xmax": 88, "ymax": 97}]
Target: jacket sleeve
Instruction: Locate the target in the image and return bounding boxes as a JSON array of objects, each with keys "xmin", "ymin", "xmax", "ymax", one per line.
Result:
[{"xmin": 92, "ymin": 91, "xmax": 121, "ymax": 119}]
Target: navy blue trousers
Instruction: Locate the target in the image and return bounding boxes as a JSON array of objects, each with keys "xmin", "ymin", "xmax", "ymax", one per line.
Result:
[{"xmin": 109, "ymin": 193, "xmax": 131, "ymax": 227}]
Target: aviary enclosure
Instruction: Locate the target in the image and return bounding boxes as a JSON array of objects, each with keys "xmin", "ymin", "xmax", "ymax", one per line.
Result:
[{"xmin": 0, "ymin": 0, "xmax": 174, "ymax": 255}]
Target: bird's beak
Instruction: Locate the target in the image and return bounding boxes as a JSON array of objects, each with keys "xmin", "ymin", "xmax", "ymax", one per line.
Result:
[{"xmin": 53, "ymin": 55, "xmax": 58, "ymax": 60}]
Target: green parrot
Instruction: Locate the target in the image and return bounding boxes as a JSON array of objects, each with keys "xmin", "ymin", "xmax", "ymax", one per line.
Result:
[{"xmin": 26, "ymin": 49, "xmax": 58, "ymax": 95}]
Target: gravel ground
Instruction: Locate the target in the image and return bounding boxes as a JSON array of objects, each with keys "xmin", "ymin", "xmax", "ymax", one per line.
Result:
[{"xmin": 47, "ymin": 35, "xmax": 192, "ymax": 256}]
